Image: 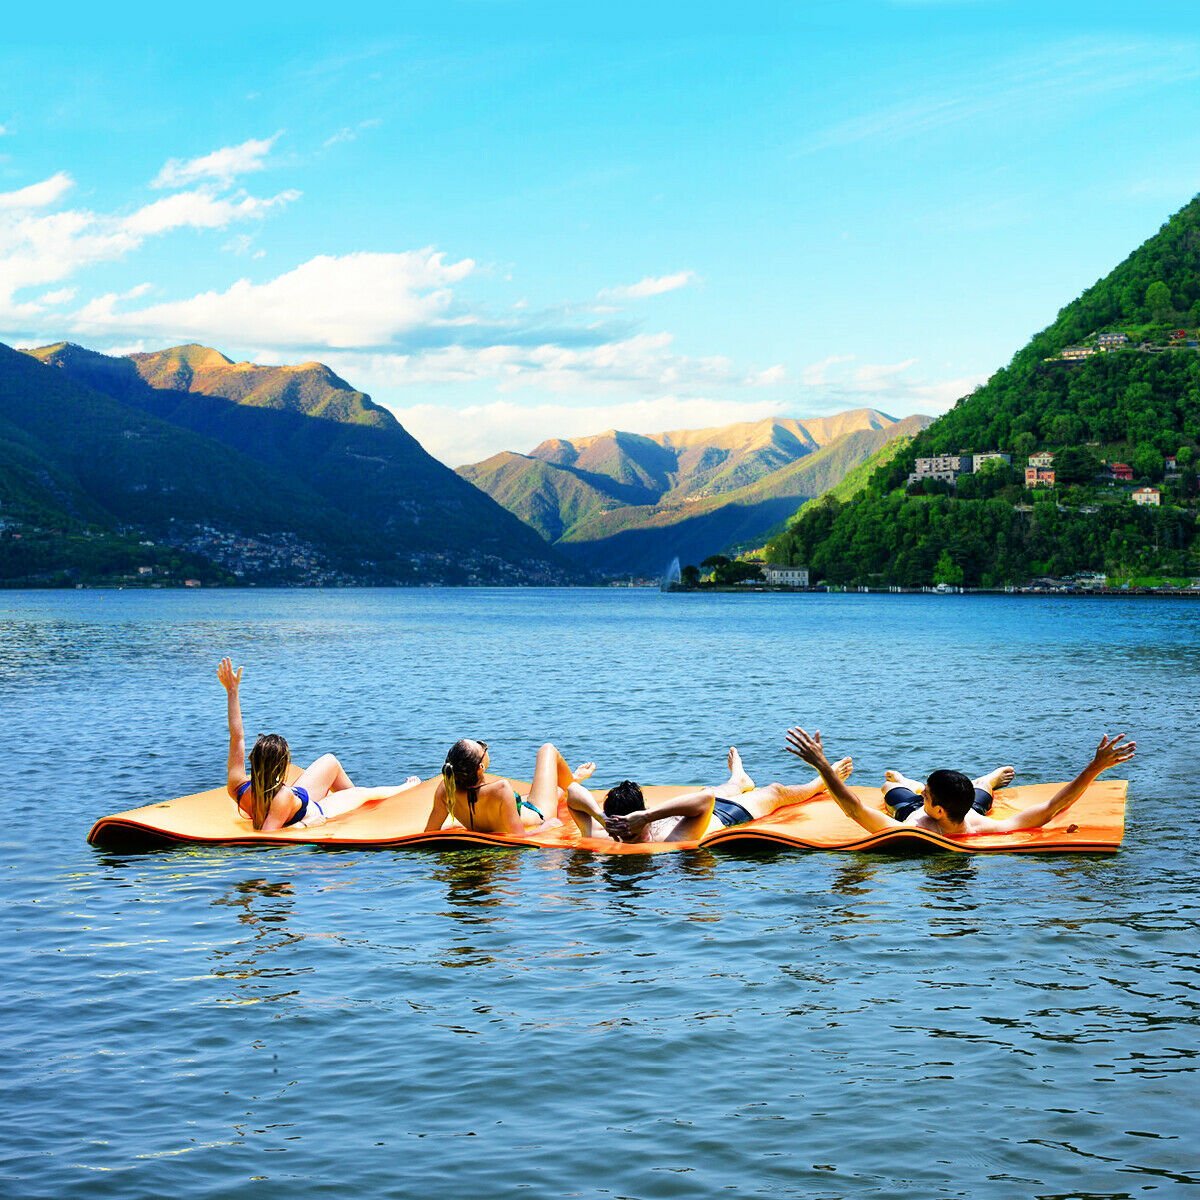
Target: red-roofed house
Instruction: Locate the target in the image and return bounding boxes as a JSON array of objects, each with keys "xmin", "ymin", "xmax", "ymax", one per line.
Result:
[
  {"xmin": 1132, "ymin": 487, "xmax": 1161, "ymax": 507},
  {"xmin": 1110, "ymin": 462, "xmax": 1133, "ymax": 481}
]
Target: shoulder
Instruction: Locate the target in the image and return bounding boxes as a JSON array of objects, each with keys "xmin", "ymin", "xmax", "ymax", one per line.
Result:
[
  {"xmin": 482, "ymin": 777, "xmax": 517, "ymax": 801},
  {"xmin": 275, "ymin": 786, "xmax": 302, "ymax": 816}
]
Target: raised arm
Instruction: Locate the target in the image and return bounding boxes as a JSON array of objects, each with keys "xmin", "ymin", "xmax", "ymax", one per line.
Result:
[
  {"xmin": 217, "ymin": 657, "xmax": 249, "ymax": 800},
  {"xmin": 784, "ymin": 727, "xmax": 902, "ymax": 834},
  {"xmin": 994, "ymin": 733, "xmax": 1135, "ymax": 832},
  {"xmin": 605, "ymin": 790, "xmax": 715, "ymax": 843},
  {"xmin": 565, "ymin": 782, "xmax": 607, "ymax": 837}
]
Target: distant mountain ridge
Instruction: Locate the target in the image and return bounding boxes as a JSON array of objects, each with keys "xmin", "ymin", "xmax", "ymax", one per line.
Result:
[
  {"xmin": 10, "ymin": 340, "xmax": 569, "ymax": 585},
  {"xmin": 460, "ymin": 409, "xmax": 929, "ymax": 575}
]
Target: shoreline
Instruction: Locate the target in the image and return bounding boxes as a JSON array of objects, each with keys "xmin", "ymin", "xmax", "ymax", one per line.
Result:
[{"xmin": 4, "ymin": 581, "xmax": 1200, "ymax": 598}]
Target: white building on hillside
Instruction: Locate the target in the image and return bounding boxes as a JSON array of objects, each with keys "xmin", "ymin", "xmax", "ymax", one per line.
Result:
[{"xmin": 971, "ymin": 452, "xmax": 1012, "ymax": 472}]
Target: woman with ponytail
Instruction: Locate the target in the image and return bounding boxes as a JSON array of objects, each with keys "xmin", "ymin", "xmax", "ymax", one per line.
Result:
[
  {"xmin": 425, "ymin": 738, "xmax": 593, "ymax": 835},
  {"xmin": 218, "ymin": 657, "xmax": 419, "ymax": 831}
]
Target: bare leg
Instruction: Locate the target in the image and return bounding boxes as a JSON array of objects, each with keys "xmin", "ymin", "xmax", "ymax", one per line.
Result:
[
  {"xmin": 712, "ymin": 747, "xmax": 755, "ymax": 797},
  {"xmin": 525, "ymin": 743, "xmax": 577, "ymax": 821},
  {"xmin": 309, "ymin": 779, "xmax": 423, "ymax": 822},
  {"xmin": 883, "ymin": 768, "xmax": 925, "ymax": 797},
  {"xmin": 294, "ymin": 753, "xmax": 354, "ymax": 801},
  {"xmin": 735, "ymin": 757, "xmax": 853, "ymax": 820},
  {"xmin": 972, "ymin": 765, "xmax": 1015, "ymax": 797}
]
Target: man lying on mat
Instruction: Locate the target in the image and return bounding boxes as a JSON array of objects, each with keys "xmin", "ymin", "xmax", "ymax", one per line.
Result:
[
  {"xmin": 566, "ymin": 747, "xmax": 853, "ymax": 843},
  {"xmin": 784, "ymin": 727, "xmax": 1134, "ymax": 838}
]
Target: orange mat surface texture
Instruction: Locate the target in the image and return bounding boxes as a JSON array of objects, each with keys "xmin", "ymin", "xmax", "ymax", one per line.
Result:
[{"xmin": 88, "ymin": 774, "xmax": 1128, "ymax": 855}]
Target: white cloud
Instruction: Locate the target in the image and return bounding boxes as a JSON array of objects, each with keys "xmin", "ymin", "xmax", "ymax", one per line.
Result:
[
  {"xmin": 323, "ymin": 119, "xmax": 381, "ymax": 148},
  {"xmin": 70, "ymin": 250, "xmax": 476, "ymax": 348},
  {"xmin": 0, "ymin": 173, "xmax": 296, "ymax": 322},
  {"xmin": 151, "ymin": 134, "xmax": 280, "ymax": 189},
  {"xmin": 800, "ymin": 354, "xmax": 854, "ymax": 387},
  {"xmin": 37, "ymin": 287, "xmax": 76, "ymax": 306},
  {"xmin": 852, "ymin": 358, "xmax": 918, "ymax": 387},
  {"xmin": 383, "ymin": 394, "xmax": 791, "ymax": 467},
  {"xmin": 315, "ymin": 331, "xmax": 782, "ymax": 397},
  {"xmin": 796, "ymin": 353, "xmax": 984, "ymax": 418},
  {"xmin": 0, "ymin": 172, "xmax": 74, "ymax": 211},
  {"xmin": 600, "ymin": 270, "xmax": 698, "ymax": 299},
  {"xmin": 124, "ymin": 188, "xmax": 298, "ymax": 236}
]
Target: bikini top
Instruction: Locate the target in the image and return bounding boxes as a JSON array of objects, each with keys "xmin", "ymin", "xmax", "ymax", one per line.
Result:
[{"xmin": 235, "ymin": 779, "xmax": 308, "ymax": 828}]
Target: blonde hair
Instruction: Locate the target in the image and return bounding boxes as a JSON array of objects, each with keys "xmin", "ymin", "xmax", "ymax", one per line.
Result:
[
  {"xmin": 248, "ymin": 733, "xmax": 291, "ymax": 830},
  {"xmin": 442, "ymin": 738, "xmax": 486, "ymax": 829}
]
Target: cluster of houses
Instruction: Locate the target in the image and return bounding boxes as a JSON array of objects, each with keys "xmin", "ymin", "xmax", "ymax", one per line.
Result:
[
  {"xmin": 908, "ymin": 449, "xmax": 1171, "ymax": 504},
  {"xmin": 1052, "ymin": 330, "xmax": 1199, "ymax": 361}
]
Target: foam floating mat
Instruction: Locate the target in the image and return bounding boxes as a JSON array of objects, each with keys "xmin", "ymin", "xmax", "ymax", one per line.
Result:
[{"xmin": 87, "ymin": 772, "xmax": 1128, "ymax": 855}]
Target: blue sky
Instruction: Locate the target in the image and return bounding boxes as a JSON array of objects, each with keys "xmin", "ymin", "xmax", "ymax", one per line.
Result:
[{"xmin": 1, "ymin": 1, "xmax": 1198, "ymax": 463}]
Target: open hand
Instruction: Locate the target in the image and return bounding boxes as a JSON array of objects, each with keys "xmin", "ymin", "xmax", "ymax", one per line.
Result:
[
  {"xmin": 217, "ymin": 657, "xmax": 243, "ymax": 692},
  {"xmin": 1091, "ymin": 733, "xmax": 1136, "ymax": 773},
  {"xmin": 573, "ymin": 761, "xmax": 597, "ymax": 783},
  {"xmin": 785, "ymin": 726, "xmax": 828, "ymax": 769}
]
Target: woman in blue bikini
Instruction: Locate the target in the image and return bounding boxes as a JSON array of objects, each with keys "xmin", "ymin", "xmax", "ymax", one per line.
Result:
[
  {"xmin": 424, "ymin": 738, "xmax": 592, "ymax": 835},
  {"xmin": 218, "ymin": 657, "xmax": 419, "ymax": 831}
]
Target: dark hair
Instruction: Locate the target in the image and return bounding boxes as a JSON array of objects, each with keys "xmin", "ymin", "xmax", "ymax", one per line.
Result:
[
  {"xmin": 603, "ymin": 780, "xmax": 645, "ymax": 817},
  {"xmin": 925, "ymin": 769, "xmax": 976, "ymax": 823},
  {"xmin": 442, "ymin": 738, "xmax": 487, "ymax": 829},
  {"xmin": 248, "ymin": 733, "xmax": 290, "ymax": 830}
]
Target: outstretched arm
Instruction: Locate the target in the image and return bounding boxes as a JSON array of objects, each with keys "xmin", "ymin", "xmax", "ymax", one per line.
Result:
[
  {"xmin": 605, "ymin": 790, "xmax": 715, "ymax": 843},
  {"xmin": 994, "ymin": 734, "xmax": 1135, "ymax": 831},
  {"xmin": 784, "ymin": 727, "xmax": 902, "ymax": 834},
  {"xmin": 218, "ymin": 657, "xmax": 249, "ymax": 800}
]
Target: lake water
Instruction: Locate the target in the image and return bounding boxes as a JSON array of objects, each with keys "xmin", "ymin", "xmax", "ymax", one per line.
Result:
[{"xmin": 1, "ymin": 588, "xmax": 1197, "ymax": 1198}]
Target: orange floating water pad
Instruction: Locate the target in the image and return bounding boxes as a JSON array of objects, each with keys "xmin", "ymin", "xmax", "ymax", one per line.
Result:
[{"xmin": 87, "ymin": 773, "xmax": 1127, "ymax": 855}]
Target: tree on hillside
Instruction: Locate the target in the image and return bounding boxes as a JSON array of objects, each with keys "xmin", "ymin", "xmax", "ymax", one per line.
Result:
[
  {"xmin": 1132, "ymin": 444, "xmax": 1164, "ymax": 482},
  {"xmin": 932, "ymin": 550, "xmax": 964, "ymax": 587},
  {"xmin": 1055, "ymin": 446, "xmax": 1103, "ymax": 485},
  {"xmin": 1146, "ymin": 280, "xmax": 1174, "ymax": 321}
]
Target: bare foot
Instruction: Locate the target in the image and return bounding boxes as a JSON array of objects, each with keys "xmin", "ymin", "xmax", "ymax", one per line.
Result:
[
  {"xmin": 974, "ymin": 765, "xmax": 1015, "ymax": 794},
  {"xmin": 832, "ymin": 756, "xmax": 853, "ymax": 782},
  {"xmin": 884, "ymin": 769, "xmax": 925, "ymax": 793},
  {"xmin": 726, "ymin": 746, "xmax": 755, "ymax": 793},
  {"xmin": 573, "ymin": 761, "xmax": 596, "ymax": 783}
]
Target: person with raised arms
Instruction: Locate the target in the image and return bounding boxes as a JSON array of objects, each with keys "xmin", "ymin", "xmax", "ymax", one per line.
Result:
[
  {"xmin": 218, "ymin": 657, "xmax": 420, "ymax": 832},
  {"xmin": 784, "ymin": 726, "xmax": 1134, "ymax": 837},
  {"xmin": 424, "ymin": 739, "xmax": 586, "ymax": 836},
  {"xmin": 567, "ymin": 746, "xmax": 854, "ymax": 844}
]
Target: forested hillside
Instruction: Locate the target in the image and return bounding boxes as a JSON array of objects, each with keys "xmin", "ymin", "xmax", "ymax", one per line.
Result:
[{"xmin": 767, "ymin": 195, "xmax": 1200, "ymax": 586}]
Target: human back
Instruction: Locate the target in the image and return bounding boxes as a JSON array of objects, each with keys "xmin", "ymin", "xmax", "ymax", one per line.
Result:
[{"xmin": 427, "ymin": 738, "xmax": 581, "ymax": 836}]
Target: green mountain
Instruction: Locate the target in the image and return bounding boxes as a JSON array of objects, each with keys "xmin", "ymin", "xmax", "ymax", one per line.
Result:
[
  {"xmin": 460, "ymin": 410, "xmax": 927, "ymax": 576},
  {"xmin": 768, "ymin": 195, "xmax": 1200, "ymax": 586},
  {"xmin": 10, "ymin": 341, "xmax": 569, "ymax": 585}
]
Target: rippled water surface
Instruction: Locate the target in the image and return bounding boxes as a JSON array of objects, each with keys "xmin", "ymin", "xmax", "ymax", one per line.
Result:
[{"xmin": 1, "ymin": 588, "xmax": 1197, "ymax": 1198}]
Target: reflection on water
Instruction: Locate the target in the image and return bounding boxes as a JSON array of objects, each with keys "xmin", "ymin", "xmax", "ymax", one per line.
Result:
[
  {"xmin": 2, "ymin": 588, "xmax": 1197, "ymax": 1199},
  {"xmin": 209, "ymin": 877, "xmax": 306, "ymax": 1004}
]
